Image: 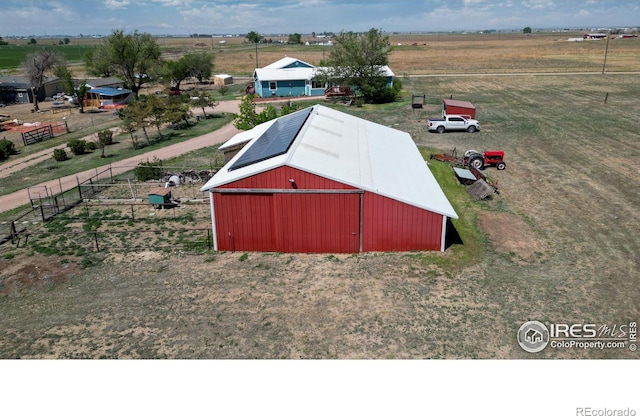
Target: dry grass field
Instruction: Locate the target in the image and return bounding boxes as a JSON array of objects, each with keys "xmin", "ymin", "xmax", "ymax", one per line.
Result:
[{"xmin": 0, "ymin": 33, "xmax": 639, "ymax": 359}]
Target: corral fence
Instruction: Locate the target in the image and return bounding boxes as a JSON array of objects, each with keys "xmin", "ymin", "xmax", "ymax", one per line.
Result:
[
  {"xmin": 1, "ymin": 164, "xmax": 217, "ymax": 253},
  {"xmin": 20, "ymin": 122, "xmax": 69, "ymax": 146},
  {"xmin": 14, "ymin": 228, "xmax": 214, "ymax": 254}
]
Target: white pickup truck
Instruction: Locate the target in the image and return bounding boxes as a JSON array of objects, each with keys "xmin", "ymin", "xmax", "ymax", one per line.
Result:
[{"xmin": 427, "ymin": 115, "xmax": 480, "ymax": 133}]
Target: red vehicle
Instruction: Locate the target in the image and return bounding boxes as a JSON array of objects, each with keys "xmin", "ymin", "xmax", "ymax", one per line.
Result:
[
  {"xmin": 169, "ymin": 87, "xmax": 182, "ymax": 96},
  {"xmin": 464, "ymin": 150, "xmax": 506, "ymax": 170}
]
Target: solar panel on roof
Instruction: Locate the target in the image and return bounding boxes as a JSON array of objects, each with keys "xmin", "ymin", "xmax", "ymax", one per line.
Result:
[{"xmin": 228, "ymin": 107, "xmax": 313, "ymax": 171}]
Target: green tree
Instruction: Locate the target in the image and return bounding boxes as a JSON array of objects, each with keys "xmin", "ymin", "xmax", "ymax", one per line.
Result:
[
  {"xmin": 325, "ymin": 28, "xmax": 397, "ymax": 104},
  {"xmin": 164, "ymin": 95, "xmax": 193, "ymax": 128},
  {"xmin": 246, "ymin": 31, "xmax": 263, "ymax": 43},
  {"xmin": 287, "ymin": 33, "xmax": 302, "ymax": 44},
  {"xmin": 189, "ymin": 90, "xmax": 218, "ymax": 118},
  {"xmin": 234, "ymin": 94, "xmax": 259, "ymax": 130},
  {"xmin": 54, "ymin": 65, "xmax": 89, "ymax": 113},
  {"xmin": 185, "ymin": 52, "xmax": 214, "ymax": 83},
  {"xmin": 163, "ymin": 58, "xmax": 192, "ymax": 90},
  {"xmin": 118, "ymin": 98, "xmax": 151, "ymax": 145},
  {"xmin": 234, "ymin": 94, "xmax": 289, "ymax": 131},
  {"xmin": 163, "ymin": 52, "xmax": 214, "ymax": 88},
  {"xmin": 523, "ymin": 27, "xmax": 532, "ymax": 34},
  {"xmin": 85, "ymin": 30, "xmax": 162, "ymax": 97},
  {"xmin": 0, "ymin": 37, "xmax": 9, "ymax": 46},
  {"xmin": 63, "ymin": 37, "xmax": 70, "ymax": 45},
  {"xmin": 29, "ymin": 38, "xmax": 37, "ymax": 45},
  {"xmin": 23, "ymin": 48, "xmax": 63, "ymax": 112}
]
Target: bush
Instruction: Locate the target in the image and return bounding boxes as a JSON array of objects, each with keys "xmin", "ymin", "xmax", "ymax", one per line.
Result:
[
  {"xmin": 85, "ymin": 141, "xmax": 97, "ymax": 151},
  {"xmin": 53, "ymin": 148, "xmax": 68, "ymax": 161},
  {"xmin": 0, "ymin": 138, "xmax": 16, "ymax": 160},
  {"xmin": 98, "ymin": 130, "xmax": 114, "ymax": 146},
  {"xmin": 135, "ymin": 157, "xmax": 163, "ymax": 181},
  {"xmin": 67, "ymin": 139, "xmax": 87, "ymax": 155}
]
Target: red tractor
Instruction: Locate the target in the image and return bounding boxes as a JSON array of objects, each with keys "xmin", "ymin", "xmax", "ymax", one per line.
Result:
[{"xmin": 463, "ymin": 150, "xmax": 506, "ymax": 170}]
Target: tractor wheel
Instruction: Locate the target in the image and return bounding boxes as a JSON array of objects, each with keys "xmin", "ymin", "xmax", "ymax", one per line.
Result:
[
  {"xmin": 467, "ymin": 125, "xmax": 477, "ymax": 133},
  {"xmin": 496, "ymin": 161, "xmax": 506, "ymax": 170},
  {"xmin": 469, "ymin": 156, "xmax": 484, "ymax": 170},
  {"xmin": 437, "ymin": 126, "xmax": 445, "ymax": 134}
]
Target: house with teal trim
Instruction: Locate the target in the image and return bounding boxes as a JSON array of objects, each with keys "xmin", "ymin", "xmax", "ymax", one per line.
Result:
[
  {"xmin": 252, "ymin": 56, "xmax": 395, "ymax": 99},
  {"xmin": 253, "ymin": 57, "xmax": 325, "ymax": 98}
]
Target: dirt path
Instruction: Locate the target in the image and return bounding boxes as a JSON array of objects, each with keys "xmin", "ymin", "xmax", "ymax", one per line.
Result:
[{"xmin": 0, "ymin": 101, "xmax": 241, "ymax": 213}]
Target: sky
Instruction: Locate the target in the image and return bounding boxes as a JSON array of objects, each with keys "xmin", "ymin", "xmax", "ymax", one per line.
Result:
[{"xmin": 1, "ymin": 0, "xmax": 638, "ymax": 37}]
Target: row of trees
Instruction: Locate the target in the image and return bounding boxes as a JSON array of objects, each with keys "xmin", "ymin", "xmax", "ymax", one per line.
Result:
[
  {"xmin": 22, "ymin": 30, "xmax": 215, "ymax": 113},
  {"xmin": 118, "ymin": 91, "xmax": 218, "ymax": 149}
]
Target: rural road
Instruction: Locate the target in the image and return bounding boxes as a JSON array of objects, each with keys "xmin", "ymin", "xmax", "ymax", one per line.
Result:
[{"xmin": 0, "ymin": 100, "xmax": 242, "ymax": 214}]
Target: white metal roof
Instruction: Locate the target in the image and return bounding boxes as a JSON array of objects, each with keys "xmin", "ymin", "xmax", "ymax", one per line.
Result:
[
  {"xmin": 201, "ymin": 105, "xmax": 458, "ymax": 219},
  {"xmin": 263, "ymin": 57, "xmax": 314, "ymax": 69},
  {"xmin": 254, "ymin": 67, "xmax": 317, "ymax": 82}
]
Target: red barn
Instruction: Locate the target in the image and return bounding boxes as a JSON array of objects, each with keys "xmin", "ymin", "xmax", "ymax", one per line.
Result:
[
  {"xmin": 200, "ymin": 105, "xmax": 458, "ymax": 253},
  {"xmin": 442, "ymin": 99, "xmax": 476, "ymax": 119}
]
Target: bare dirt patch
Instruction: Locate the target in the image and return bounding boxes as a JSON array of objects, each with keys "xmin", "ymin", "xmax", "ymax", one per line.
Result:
[
  {"xmin": 477, "ymin": 211, "xmax": 543, "ymax": 261},
  {"xmin": 0, "ymin": 253, "xmax": 81, "ymax": 296}
]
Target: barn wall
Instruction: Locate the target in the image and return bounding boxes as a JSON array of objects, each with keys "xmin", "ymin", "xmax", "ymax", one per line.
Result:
[
  {"xmin": 212, "ymin": 167, "xmax": 445, "ymax": 253},
  {"xmin": 362, "ymin": 192, "xmax": 444, "ymax": 251},
  {"xmin": 218, "ymin": 166, "xmax": 356, "ymax": 190}
]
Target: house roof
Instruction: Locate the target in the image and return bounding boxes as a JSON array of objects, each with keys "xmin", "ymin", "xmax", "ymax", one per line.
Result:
[
  {"xmin": 87, "ymin": 87, "xmax": 132, "ymax": 96},
  {"xmin": 254, "ymin": 67, "xmax": 317, "ymax": 82},
  {"xmin": 85, "ymin": 77, "xmax": 124, "ymax": 88},
  {"xmin": 443, "ymin": 99, "xmax": 475, "ymax": 109},
  {"xmin": 0, "ymin": 76, "xmax": 61, "ymax": 89},
  {"xmin": 201, "ymin": 105, "xmax": 458, "ymax": 219},
  {"xmin": 264, "ymin": 57, "xmax": 314, "ymax": 69}
]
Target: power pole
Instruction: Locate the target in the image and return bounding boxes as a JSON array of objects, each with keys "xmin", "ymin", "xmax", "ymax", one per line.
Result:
[{"xmin": 602, "ymin": 31, "xmax": 611, "ymax": 74}]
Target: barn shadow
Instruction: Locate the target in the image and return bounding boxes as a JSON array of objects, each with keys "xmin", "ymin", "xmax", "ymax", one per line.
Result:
[{"xmin": 444, "ymin": 218, "xmax": 463, "ymax": 249}]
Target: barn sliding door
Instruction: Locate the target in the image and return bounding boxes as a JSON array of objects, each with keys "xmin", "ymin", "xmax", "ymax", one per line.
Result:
[
  {"xmin": 275, "ymin": 193, "xmax": 360, "ymax": 253},
  {"xmin": 214, "ymin": 193, "xmax": 275, "ymax": 252}
]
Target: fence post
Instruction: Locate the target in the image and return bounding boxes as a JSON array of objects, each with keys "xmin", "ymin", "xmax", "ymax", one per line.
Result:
[
  {"xmin": 39, "ymin": 204, "xmax": 45, "ymax": 222},
  {"xmin": 10, "ymin": 221, "xmax": 17, "ymax": 245},
  {"xmin": 77, "ymin": 176, "xmax": 82, "ymax": 200},
  {"xmin": 94, "ymin": 232, "xmax": 100, "ymax": 252}
]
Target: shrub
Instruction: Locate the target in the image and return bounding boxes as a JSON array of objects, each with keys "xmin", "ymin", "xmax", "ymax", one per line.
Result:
[
  {"xmin": 135, "ymin": 157, "xmax": 163, "ymax": 181},
  {"xmin": 85, "ymin": 141, "xmax": 97, "ymax": 151},
  {"xmin": 67, "ymin": 139, "xmax": 87, "ymax": 155},
  {"xmin": 53, "ymin": 148, "xmax": 68, "ymax": 161},
  {"xmin": 0, "ymin": 138, "xmax": 16, "ymax": 160}
]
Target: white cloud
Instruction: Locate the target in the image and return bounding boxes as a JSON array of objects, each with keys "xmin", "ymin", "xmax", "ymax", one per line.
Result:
[
  {"xmin": 521, "ymin": 0, "xmax": 554, "ymax": 10},
  {"xmin": 104, "ymin": 0, "xmax": 130, "ymax": 10}
]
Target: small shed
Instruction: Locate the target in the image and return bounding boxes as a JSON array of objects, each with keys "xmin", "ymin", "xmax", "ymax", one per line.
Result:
[
  {"xmin": 443, "ymin": 99, "xmax": 476, "ymax": 119},
  {"xmin": 214, "ymin": 74, "xmax": 233, "ymax": 86},
  {"xmin": 148, "ymin": 188, "xmax": 172, "ymax": 206}
]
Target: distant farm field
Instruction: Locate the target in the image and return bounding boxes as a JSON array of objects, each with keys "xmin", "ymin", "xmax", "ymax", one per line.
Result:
[
  {"xmin": 2, "ymin": 32, "xmax": 639, "ymax": 76},
  {"xmin": 0, "ymin": 44, "xmax": 94, "ymax": 70}
]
